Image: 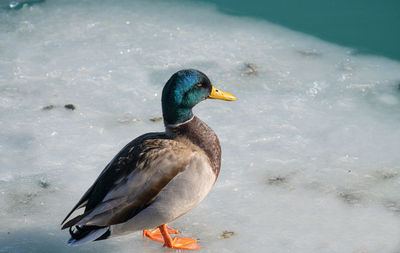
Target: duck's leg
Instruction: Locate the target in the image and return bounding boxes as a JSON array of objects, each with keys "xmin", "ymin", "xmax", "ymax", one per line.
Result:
[
  {"xmin": 158, "ymin": 224, "xmax": 201, "ymax": 250},
  {"xmin": 143, "ymin": 225, "xmax": 179, "ymax": 243}
]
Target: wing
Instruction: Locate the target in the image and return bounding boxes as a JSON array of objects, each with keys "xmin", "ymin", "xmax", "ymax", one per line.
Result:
[{"xmin": 61, "ymin": 133, "xmax": 194, "ymax": 229}]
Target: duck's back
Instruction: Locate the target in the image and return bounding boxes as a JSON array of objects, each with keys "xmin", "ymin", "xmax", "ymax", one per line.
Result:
[{"xmin": 61, "ymin": 132, "xmax": 171, "ymax": 227}]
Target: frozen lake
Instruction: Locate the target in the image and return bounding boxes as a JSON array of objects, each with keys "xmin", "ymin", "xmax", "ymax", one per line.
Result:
[{"xmin": 1, "ymin": 0, "xmax": 400, "ymax": 252}]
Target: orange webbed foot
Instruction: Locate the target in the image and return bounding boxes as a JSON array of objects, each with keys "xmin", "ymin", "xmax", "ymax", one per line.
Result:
[
  {"xmin": 143, "ymin": 225, "xmax": 179, "ymax": 243},
  {"xmin": 163, "ymin": 237, "xmax": 202, "ymax": 250},
  {"xmin": 158, "ymin": 224, "xmax": 201, "ymax": 250}
]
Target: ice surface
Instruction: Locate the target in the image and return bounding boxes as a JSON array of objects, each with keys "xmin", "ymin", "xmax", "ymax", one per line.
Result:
[{"xmin": 1, "ymin": 0, "xmax": 400, "ymax": 252}]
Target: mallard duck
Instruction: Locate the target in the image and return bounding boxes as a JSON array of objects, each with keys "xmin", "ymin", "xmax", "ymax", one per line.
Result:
[{"xmin": 61, "ymin": 69, "xmax": 236, "ymax": 250}]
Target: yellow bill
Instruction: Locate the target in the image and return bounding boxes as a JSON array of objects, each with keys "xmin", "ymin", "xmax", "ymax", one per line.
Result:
[{"xmin": 208, "ymin": 86, "xmax": 237, "ymax": 101}]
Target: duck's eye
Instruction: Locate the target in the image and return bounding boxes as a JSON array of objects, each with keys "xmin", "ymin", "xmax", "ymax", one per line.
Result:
[{"xmin": 195, "ymin": 83, "xmax": 202, "ymax": 87}]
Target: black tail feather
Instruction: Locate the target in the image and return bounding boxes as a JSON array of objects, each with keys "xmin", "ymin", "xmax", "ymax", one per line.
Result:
[{"xmin": 68, "ymin": 225, "xmax": 110, "ymax": 245}]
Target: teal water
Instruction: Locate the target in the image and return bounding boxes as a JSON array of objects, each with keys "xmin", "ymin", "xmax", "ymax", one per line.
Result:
[{"xmin": 195, "ymin": 0, "xmax": 400, "ymax": 61}]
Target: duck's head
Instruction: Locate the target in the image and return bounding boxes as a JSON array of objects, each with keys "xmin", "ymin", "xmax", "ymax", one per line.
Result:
[{"xmin": 162, "ymin": 69, "xmax": 236, "ymax": 125}]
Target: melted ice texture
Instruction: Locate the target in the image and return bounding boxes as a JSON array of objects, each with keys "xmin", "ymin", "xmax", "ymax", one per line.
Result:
[{"xmin": 1, "ymin": 0, "xmax": 400, "ymax": 252}]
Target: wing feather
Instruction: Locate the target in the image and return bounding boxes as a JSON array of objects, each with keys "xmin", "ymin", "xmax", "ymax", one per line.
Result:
[{"xmin": 61, "ymin": 135, "xmax": 194, "ymax": 228}]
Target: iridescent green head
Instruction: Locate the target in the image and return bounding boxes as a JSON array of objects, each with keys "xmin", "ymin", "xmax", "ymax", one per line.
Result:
[{"xmin": 162, "ymin": 69, "xmax": 236, "ymax": 125}]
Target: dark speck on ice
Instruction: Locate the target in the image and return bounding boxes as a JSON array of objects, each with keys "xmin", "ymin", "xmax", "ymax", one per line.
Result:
[
  {"xmin": 64, "ymin": 104, "xmax": 76, "ymax": 110},
  {"xmin": 38, "ymin": 178, "xmax": 50, "ymax": 189},
  {"xmin": 219, "ymin": 231, "xmax": 236, "ymax": 239},
  {"xmin": 268, "ymin": 176, "xmax": 287, "ymax": 185},
  {"xmin": 42, "ymin": 105, "xmax": 54, "ymax": 111},
  {"xmin": 149, "ymin": 117, "xmax": 163, "ymax": 122},
  {"xmin": 241, "ymin": 62, "xmax": 258, "ymax": 76}
]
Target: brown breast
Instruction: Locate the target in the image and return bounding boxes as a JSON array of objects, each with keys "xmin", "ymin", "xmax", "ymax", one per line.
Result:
[{"xmin": 165, "ymin": 116, "xmax": 221, "ymax": 176}]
